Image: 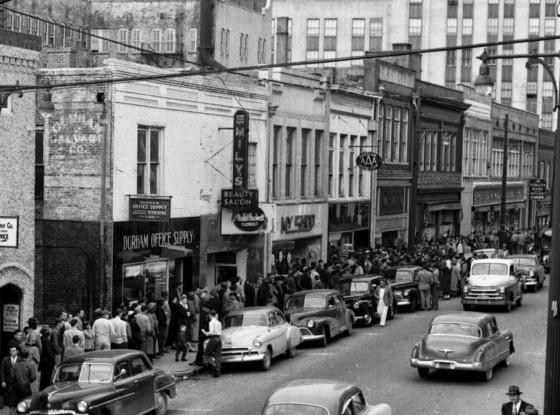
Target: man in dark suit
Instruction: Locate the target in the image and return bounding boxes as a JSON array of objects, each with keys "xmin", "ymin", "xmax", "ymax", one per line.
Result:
[
  {"xmin": 501, "ymin": 385, "xmax": 533, "ymax": 415},
  {"xmin": 1, "ymin": 345, "xmax": 20, "ymax": 415}
]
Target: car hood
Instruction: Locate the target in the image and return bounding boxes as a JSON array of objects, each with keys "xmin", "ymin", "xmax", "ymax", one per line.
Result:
[
  {"xmin": 284, "ymin": 308, "xmax": 326, "ymax": 324},
  {"xmin": 468, "ymin": 275, "xmax": 515, "ymax": 287},
  {"xmin": 221, "ymin": 326, "xmax": 269, "ymax": 346},
  {"xmin": 390, "ymin": 281, "xmax": 416, "ymax": 290},
  {"xmin": 420, "ymin": 335, "xmax": 485, "ymax": 360},
  {"xmin": 29, "ymin": 382, "xmax": 114, "ymax": 409}
]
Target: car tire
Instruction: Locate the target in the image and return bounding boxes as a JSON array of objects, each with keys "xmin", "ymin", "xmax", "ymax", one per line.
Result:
[
  {"xmin": 409, "ymin": 297, "xmax": 417, "ymax": 313},
  {"xmin": 320, "ymin": 328, "xmax": 329, "ymax": 347},
  {"xmin": 260, "ymin": 349, "xmax": 272, "ymax": 371},
  {"xmin": 154, "ymin": 392, "xmax": 168, "ymax": 415},
  {"xmin": 483, "ymin": 367, "xmax": 493, "ymax": 382},
  {"xmin": 286, "ymin": 340, "xmax": 297, "ymax": 358},
  {"xmin": 362, "ymin": 309, "xmax": 374, "ymax": 327},
  {"xmin": 501, "ymin": 353, "xmax": 511, "ymax": 368},
  {"xmin": 417, "ymin": 367, "xmax": 429, "ymax": 378}
]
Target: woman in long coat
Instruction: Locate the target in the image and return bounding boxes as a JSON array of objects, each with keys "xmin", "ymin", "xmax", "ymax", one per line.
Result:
[
  {"xmin": 439, "ymin": 259, "xmax": 452, "ymax": 300},
  {"xmin": 38, "ymin": 327, "xmax": 55, "ymax": 391},
  {"xmin": 146, "ymin": 304, "xmax": 159, "ymax": 359}
]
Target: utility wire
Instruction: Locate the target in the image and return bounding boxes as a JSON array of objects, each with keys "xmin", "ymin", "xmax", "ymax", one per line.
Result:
[{"xmin": 3, "ymin": 33, "xmax": 560, "ymax": 93}]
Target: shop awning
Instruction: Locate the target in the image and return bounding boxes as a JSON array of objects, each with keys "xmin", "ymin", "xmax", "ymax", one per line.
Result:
[
  {"xmin": 473, "ymin": 205, "xmax": 491, "ymax": 212},
  {"xmin": 160, "ymin": 245, "xmax": 194, "ymax": 259},
  {"xmin": 426, "ymin": 202, "xmax": 463, "ymax": 212}
]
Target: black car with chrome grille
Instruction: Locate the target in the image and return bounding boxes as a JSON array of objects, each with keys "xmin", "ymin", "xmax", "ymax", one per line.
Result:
[
  {"xmin": 388, "ymin": 266, "xmax": 421, "ymax": 313},
  {"xmin": 335, "ymin": 275, "xmax": 395, "ymax": 326}
]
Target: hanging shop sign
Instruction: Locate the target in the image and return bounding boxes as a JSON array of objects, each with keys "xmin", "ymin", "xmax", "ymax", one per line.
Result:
[
  {"xmin": 221, "ymin": 189, "xmax": 259, "ymax": 212},
  {"xmin": 233, "ymin": 109, "xmax": 249, "ymax": 190},
  {"xmin": 3, "ymin": 304, "xmax": 19, "ymax": 332},
  {"xmin": 529, "ymin": 179, "xmax": 546, "ymax": 201},
  {"xmin": 0, "ymin": 216, "xmax": 18, "ymax": 248},
  {"xmin": 356, "ymin": 152, "xmax": 383, "ymax": 170},
  {"xmin": 129, "ymin": 198, "xmax": 171, "ymax": 222},
  {"xmin": 232, "ymin": 207, "xmax": 268, "ymax": 232}
]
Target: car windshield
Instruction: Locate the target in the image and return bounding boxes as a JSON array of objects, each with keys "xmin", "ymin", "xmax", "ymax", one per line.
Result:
[
  {"xmin": 263, "ymin": 404, "xmax": 328, "ymax": 415},
  {"xmin": 510, "ymin": 257, "xmax": 536, "ymax": 266},
  {"xmin": 285, "ymin": 295, "xmax": 325, "ymax": 309},
  {"xmin": 395, "ymin": 270, "xmax": 413, "ymax": 283},
  {"xmin": 224, "ymin": 313, "xmax": 267, "ymax": 328},
  {"xmin": 471, "ymin": 263, "xmax": 508, "ymax": 276},
  {"xmin": 428, "ymin": 323, "xmax": 482, "ymax": 338},
  {"xmin": 54, "ymin": 363, "xmax": 113, "ymax": 383}
]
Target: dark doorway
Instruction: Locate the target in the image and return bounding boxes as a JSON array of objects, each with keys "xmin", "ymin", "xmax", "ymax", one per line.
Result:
[{"xmin": 0, "ymin": 283, "xmax": 22, "ymax": 358}]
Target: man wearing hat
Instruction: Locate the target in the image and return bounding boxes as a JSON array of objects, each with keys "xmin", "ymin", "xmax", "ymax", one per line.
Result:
[{"xmin": 501, "ymin": 386, "xmax": 532, "ymax": 415}]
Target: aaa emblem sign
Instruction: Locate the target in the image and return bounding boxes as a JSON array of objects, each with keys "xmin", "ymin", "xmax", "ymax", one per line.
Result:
[{"xmin": 356, "ymin": 152, "xmax": 382, "ymax": 170}]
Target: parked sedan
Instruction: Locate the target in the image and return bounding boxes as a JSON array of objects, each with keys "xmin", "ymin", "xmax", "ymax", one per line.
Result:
[
  {"xmin": 16, "ymin": 350, "xmax": 175, "ymax": 415},
  {"xmin": 335, "ymin": 275, "xmax": 395, "ymax": 327},
  {"xmin": 221, "ymin": 306, "xmax": 302, "ymax": 371},
  {"xmin": 508, "ymin": 254, "xmax": 546, "ymax": 292},
  {"xmin": 410, "ymin": 312, "xmax": 514, "ymax": 381},
  {"xmin": 261, "ymin": 379, "xmax": 392, "ymax": 415},
  {"xmin": 284, "ymin": 290, "xmax": 354, "ymax": 346},
  {"xmin": 389, "ymin": 266, "xmax": 421, "ymax": 312}
]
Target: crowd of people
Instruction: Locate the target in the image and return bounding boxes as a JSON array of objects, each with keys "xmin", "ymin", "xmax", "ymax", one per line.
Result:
[{"xmin": 1, "ymin": 227, "xmax": 546, "ymax": 413}]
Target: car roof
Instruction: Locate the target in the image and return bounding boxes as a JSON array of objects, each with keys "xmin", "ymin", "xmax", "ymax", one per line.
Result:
[
  {"xmin": 264, "ymin": 379, "xmax": 361, "ymax": 411},
  {"xmin": 60, "ymin": 349, "xmax": 145, "ymax": 365},
  {"xmin": 289, "ymin": 289, "xmax": 340, "ymax": 296},
  {"xmin": 430, "ymin": 312, "xmax": 492, "ymax": 325},
  {"xmin": 225, "ymin": 306, "xmax": 282, "ymax": 316}
]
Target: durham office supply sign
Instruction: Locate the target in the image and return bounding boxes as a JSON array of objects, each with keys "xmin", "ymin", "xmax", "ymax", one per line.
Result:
[
  {"xmin": 129, "ymin": 198, "xmax": 171, "ymax": 222},
  {"xmin": 0, "ymin": 216, "xmax": 19, "ymax": 248}
]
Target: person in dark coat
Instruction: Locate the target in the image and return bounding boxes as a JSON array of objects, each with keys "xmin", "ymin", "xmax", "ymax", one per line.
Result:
[
  {"xmin": 38, "ymin": 327, "xmax": 55, "ymax": 391},
  {"xmin": 1, "ymin": 345, "xmax": 19, "ymax": 414},
  {"xmin": 11, "ymin": 349, "xmax": 36, "ymax": 407},
  {"xmin": 244, "ymin": 281, "xmax": 256, "ymax": 307},
  {"xmin": 192, "ymin": 290, "xmax": 221, "ymax": 367}
]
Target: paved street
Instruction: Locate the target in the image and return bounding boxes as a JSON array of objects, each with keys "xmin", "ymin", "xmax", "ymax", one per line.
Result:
[{"xmin": 168, "ymin": 282, "xmax": 548, "ymax": 414}]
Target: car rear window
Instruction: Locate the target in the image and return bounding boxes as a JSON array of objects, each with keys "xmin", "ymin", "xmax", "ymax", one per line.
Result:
[
  {"xmin": 263, "ymin": 403, "xmax": 328, "ymax": 415},
  {"xmin": 428, "ymin": 323, "xmax": 482, "ymax": 338}
]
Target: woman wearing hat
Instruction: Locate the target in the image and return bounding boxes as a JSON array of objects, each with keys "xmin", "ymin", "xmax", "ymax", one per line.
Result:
[{"xmin": 501, "ymin": 386, "xmax": 533, "ymax": 415}]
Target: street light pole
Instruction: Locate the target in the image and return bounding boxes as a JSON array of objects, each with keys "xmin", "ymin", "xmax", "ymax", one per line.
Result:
[
  {"xmin": 499, "ymin": 114, "xmax": 509, "ymax": 246},
  {"xmin": 476, "ymin": 48, "xmax": 560, "ymax": 414}
]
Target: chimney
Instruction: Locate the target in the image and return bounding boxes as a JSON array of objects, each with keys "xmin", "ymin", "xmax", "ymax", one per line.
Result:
[
  {"xmin": 390, "ymin": 43, "xmax": 422, "ymax": 76},
  {"xmin": 363, "ymin": 51, "xmax": 379, "ymax": 92},
  {"xmin": 275, "ymin": 17, "xmax": 289, "ymax": 64}
]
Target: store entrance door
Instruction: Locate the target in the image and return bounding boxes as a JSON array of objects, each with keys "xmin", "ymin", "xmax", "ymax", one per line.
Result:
[
  {"xmin": 215, "ymin": 265, "xmax": 238, "ymax": 285},
  {"xmin": 0, "ymin": 283, "xmax": 22, "ymax": 358}
]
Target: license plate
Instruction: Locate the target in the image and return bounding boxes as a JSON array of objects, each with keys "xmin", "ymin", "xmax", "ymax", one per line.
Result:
[{"xmin": 436, "ymin": 362, "xmax": 452, "ymax": 369}]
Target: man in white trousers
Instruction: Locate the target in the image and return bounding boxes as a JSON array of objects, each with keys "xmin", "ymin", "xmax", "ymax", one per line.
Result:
[{"xmin": 375, "ymin": 278, "xmax": 394, "ymax": 327}]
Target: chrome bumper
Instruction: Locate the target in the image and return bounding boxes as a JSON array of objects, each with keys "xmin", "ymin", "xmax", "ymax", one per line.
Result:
[
  {"xmin": 221, "ymin": 349, "xmax": 265, "ymax": 363},
  {"xmin": 410, "ymin": 358, "xmax": 485, "ymax": 372},
  {"xmin": 463, "ymin": 295, "xmax": 506, "ymax": 305},
  {"xmin": 397, "ymin": 299, "xmax": 411, "ymax": 306}
]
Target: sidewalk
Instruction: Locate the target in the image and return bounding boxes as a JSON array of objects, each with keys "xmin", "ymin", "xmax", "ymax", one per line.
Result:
[{"xmin": 152, "ymin": 346, "xmax": 207, "ymax": 380}]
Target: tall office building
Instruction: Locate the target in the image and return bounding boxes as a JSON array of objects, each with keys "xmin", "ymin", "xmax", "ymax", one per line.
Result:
[{"xmin": 272, "ymin": 0, "xmax": 560, "ymax": 129}]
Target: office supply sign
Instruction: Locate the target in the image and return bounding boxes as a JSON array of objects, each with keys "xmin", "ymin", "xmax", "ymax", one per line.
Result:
[{"xmin": 0, "ymin": 216, "xmax": 18, "ymax": 248}]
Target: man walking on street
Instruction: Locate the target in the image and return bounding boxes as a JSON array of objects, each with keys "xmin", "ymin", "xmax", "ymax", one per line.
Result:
[
  {"xmin": 417, "ymin": 261, "xmax": 434, "ymax": 311},
  {"xmin": 1, "ymin": 346, "xmax": 19, "ymax": 415},
  {"xmin": 501, "ymin": 385, "xmax": 532, "ymax": 415},
  {"xmin": 92, "ymin": 310, "xmax": 116, "ymax": 351}
]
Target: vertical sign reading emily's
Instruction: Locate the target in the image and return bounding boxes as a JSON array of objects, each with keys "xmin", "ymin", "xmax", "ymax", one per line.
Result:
[{"xmin": 233, "ymin": 110, "xmax": 249, "ymax": 190}]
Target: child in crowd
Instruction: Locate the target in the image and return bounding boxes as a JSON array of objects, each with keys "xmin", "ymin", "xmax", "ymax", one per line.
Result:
[{"xmin": 175, "ymin": 324, "xmax": 188, "ymax": 362}]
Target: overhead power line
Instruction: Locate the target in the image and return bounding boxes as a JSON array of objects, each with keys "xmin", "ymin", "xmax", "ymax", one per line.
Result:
[{"xmin": 2, "ymin": 33, "xmax": 560, "ymax": 93}]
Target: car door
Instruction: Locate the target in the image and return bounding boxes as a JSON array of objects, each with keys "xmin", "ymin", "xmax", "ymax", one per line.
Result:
[
  {"xmin": 113, "ymin": 359, "xmax": 138, "ymax": 414},
  {"xmin": 491, "ymin": 317, "xmax": 511, "ymax": 360},
  {"xmin": 266, "ymin": 311, "xmax": 283, "ymax": 356},
  {"xmin": 130, "ymin": 355, "xmax": 156, "ymax": 414}
]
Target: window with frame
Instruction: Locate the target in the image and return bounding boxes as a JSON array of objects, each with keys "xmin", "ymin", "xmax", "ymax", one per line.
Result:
[
  {"xmin": 14, "ymin": 13, "xmax": 21, "ymax": 32},
  {"xmin": 503, "ymin": 18, "xmax": 514, "ymax": 35},
  {"xmin": 546, "ymin": 0, "xmax": 557, "ymax": 16},
  {"xmin": 131, "ymin": 29, "xmax": 142, "ymax": 50},
  {"xmin": 35, "ymin": 130, "xmax": 44, "ymax": 200},
  {"xmin": 543, "ymin": 113, "xmax": 553, "ymax": 130},
  {"xmin": 272, "ymin": 127, "xmax": 281, "ymax": 200},
  {"xmin": 226, "ymin": 29, "xmax": 231, "ymax": 57},
  {"xmin": 91, "ymin": 30, "xmax": 110, "ymax": 53},
  {"xmin": 314, "ymin": 130, "xmax": 323, "ymax": 197},
  {"xmin": 339, "ymin": 135, "xmax": 346, "ymax": 197},
  {"xmin": 447, "ymin": 18, "xmax": 457, "ymax": 35},
  {"xmin": 117, "ymin": 28, "xmax": 129, "ymax": 53},
  {"xmin": 529, "ymin": 1, "xmax": 540, "ymax": 18},
  {"xmin": 243, "ymin": 33, "xmax": 248, "ymax": 61},
  {"xmin": 504, "ymin": 0, "xmax": 515, "ymax": 18},
  {"xmin": 527, "ymin": 97, "xmax": 537, "ymax": 113},
  {"xmin": 369, "ymin": 18, "xmax": 383, "ymax": 51},
  {"xmin": 257, "ymin": 38, "xmax": 262, "ymax": 64},
  {"xmin": 63, "ymin": 26, "xmax": 72, "ymax": 47},
  {"xmin": 152, "ymin": 29, "xmax": 162, "ymax": 53},
  {"xmin": 328, "ymin": 133, "xmax": 335, "ymax": 197},
  {"xmin": 409, "ymin": 18, "xmax": 422, "ymax": 36},
  {"xmin": 348, "ymin": 136, "xmax": 356, "ymax": 197},
  {"xmin": 24, "ymin": 16, "xmax": 31, "ymax": 34},
  {"xmin": 529, "ymin": 18, "xmax": 540, "ymax": 36},
  {"xmin": 501, "ymin": 82, "xmax": 512, "ymax": 106},
  {"xmin": 351, "ymin": 19, "xmax": 365, "ymax": 66},
  {"xmin": 463, "ymin": 0, "xmax": 473, "ymax": 18},
  {"xmin": 220, "ymin": 28, "xmax": 225, "ymax": 55},
  {"xmin": 461, "ymin": 49, "xmax": 472, "ymax": 82},
  {"xmin": 189, "ymin": 28, "xmax": 197, "ymax": 53},
  {"xmin": 487, "ymin": 18, "xmax": 498, "ymax": 36},
  {"xmin": 324, "ymin": 19, "xmax": 337, "ymax": 67},
  {"xmin": 462, "ymin": 19, "xmax": 473, "ymax": 36},
  {"xmin": 545, "ymin": 17, "xmax": 555, "ymax": 35},
  {"xmin": 240, "ymin": 33, "xmax": 245, "ymax": 59},
  {"xmin": 32, "ymin": 19, "xmax": 38, "ymax": 36},
  {"xmin": 6, "ymin": 11, "xmax": 13, "ymax": 30},
  {"xmin": 301, "ymin": 129, "xmax": 310, "ymax": 198},
  {"xmin": 137, "ymin": 126, "xmax": 161, "ymax": 195},
  {"xmin": 383, "ymin": 105, "xmax": 392, "ymax": 160},
  {"xmin": 164, "ymin": 28, "xmax": 176, "ymax": 53},
  {"xmin": 401, "ymin": 109, "xmax": 409, "ymax": 162},
  {"xmin": 48, "ymin": 22, "xmax": 56, "ymax": 46},
  {"xmin": 286, "ymin": 128, "xmax": 295, "ymax": 199},
  {"xmin": 392, "ymin": 108, "xmax": 401, "ymax": 162}
]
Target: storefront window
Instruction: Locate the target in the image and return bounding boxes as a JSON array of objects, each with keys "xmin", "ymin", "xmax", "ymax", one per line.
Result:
[{"xmin": 122, "ymin": 260, "xmax": 168, "ymax": 306}]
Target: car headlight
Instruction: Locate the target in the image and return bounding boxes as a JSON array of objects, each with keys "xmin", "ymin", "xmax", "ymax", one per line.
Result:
[
  {"xmin": 307, "ymin": 320, "xmax": 315, "ymax": 328},
  {"xmin": 353, "ymin": 301, "xmax": 360, "ymax": 309},
  {"xmin": 499, "ymin": 287, "xmax": 505, "ymax": 293},
  {"xmin": 16, "ymin": 402, "xmax": 27, "ymax": 413},
  {"xmin": 529, "ymin": 271, "xmax": 535, "ymax": 277},
  {"xmin": 253, "ymin": 339, "xmax": 262, "ymax": 348},
  {"xmin": 403, "ymin": 289, "xmax": 410, "ymax": 296},
  {"xmin": 463, "ymin": 286, "xmax": 469, "ymax": 293}
]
